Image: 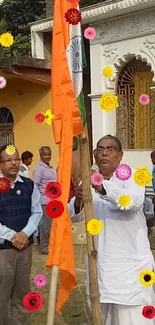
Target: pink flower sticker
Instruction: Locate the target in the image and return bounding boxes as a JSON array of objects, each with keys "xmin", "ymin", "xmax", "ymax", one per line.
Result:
[
  {"xmin": 91, "ymin": 172, "xmax": 103, "ymax": 186},
  {"xmin": 84, "ymin": 27, "xmax": 96, "ymax": 40},
  {"xmin": 0, "ymin": 76, "xmax": 7, "ymax": 89},
  {"xmin": 34, "ymin": 274, "xmax": 47, "ymax": 288},
  {"xmin": 115, "ymin": 164, "xmax": 132, "ymax": 181},
  {"xmin": 139, "ymin": 94, "xmax": 150, "ymax": 105}
]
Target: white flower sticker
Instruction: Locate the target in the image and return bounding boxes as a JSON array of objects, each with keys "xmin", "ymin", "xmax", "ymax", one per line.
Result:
[
  {"xmin": 102, "ymin": 65, "xmax": 116, "ymax": 80},
  {"xmin": 116, "ymin": 193, "xmax": 134, "ymax": 210},
  {"xmin": 6, "ymin": 145, "xmax": 16, "ymax": 155}
]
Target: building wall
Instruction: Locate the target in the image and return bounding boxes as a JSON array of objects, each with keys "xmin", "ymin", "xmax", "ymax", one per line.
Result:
[
  {"xmin": 89, "ymin": 8, "xmax": 155, "ymax": 173},
  {"xmin": 122, "ymin": 151, "xmax": 152, "ymax": 173},
  {"xmin": 0, "ymin": 77, "xmax": 59, "ymax": 176}
]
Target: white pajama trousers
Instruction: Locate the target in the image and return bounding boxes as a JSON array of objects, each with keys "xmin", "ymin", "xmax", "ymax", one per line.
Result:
[
  {"xmin": 87, "ymin": 296, "xmax": 155, "ymax": 325},
  {"xmin": 100, "ymin": 303, "xmax": 155, "ymax": 325}
]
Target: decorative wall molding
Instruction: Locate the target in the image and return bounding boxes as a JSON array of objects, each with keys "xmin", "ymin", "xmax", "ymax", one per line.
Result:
[
  {"xmin": 30, "ymin": 18, "xmax": 52, "ymax": 33},
  {"xmin": 88, "ymin": 92, "xmax": 103, "ymax": 100},
  {"xmin": 88, "ymin": 89, "xmax": 115, "ymax": 99},
  {"xmin": 92, "ymin": 9, "xmax": 155, "ymax": 44},
  {"xmin": 30, "ymin": 0, "xmax": 155, "ymax": 60},
  {"xmin": 114, "ymin": 54, "xmax": 155, "ymax": 81},
  {"xmin": 83, "ymin": 0, "xmax": 155, "ymax": 20},
  {"xmin": 82, "ymin": 0, "xmax": 154, "ymax": 23},
  {"xmin": 30, "ymin": 0, "xmax": 154, "ymax": 33},
  {"xmin": 103, "ymin": 45, "xmax": 119, "ymax": 65},
  {"xmin": 140, "ymin": 36, "xmax": 155, "ymax": 70},
  {"xmin": 98, "ymin": 35, "xmax": 155, "ymax": 83}
]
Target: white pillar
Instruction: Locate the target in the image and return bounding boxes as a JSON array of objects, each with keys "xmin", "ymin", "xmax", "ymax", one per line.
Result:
[{"xmin": 89, "ymin": 43, "xmax": 116, "ymax": 149}]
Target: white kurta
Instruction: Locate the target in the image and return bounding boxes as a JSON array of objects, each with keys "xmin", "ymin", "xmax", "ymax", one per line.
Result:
[{"xmin": 68, "ymin": 171, "xmax": 155, "ymax": 307}]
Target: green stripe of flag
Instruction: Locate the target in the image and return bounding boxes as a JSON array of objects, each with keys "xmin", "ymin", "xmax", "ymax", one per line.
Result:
[
  {"xmin": 77, "ymin": 90, "xmax": 86, "ymax": 125},
  {"xmin": 77, "ymin": 36, "xmax": 87, "ymax": 125}
]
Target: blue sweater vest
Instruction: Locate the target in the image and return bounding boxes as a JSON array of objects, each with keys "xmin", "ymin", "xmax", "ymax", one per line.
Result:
[{"xmin": 0, "ymin": 177, "xmax": 34, "ymax": 249}]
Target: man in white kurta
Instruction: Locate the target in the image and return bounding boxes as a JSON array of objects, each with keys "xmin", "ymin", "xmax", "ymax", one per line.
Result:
[{"xmin": 68, "ymin": 135, "xmax": 155, "ymax": 325}]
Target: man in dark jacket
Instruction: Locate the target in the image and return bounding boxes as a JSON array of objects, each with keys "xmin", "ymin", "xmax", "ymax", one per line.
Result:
[{"xmin": 0, "ymin": 145, "xmax": 42, "ymax": 325}]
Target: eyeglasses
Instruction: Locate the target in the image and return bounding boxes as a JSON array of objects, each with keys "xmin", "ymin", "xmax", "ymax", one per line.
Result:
[
  {"xmin": 0, "ymin": 158, "xmax": 21, "ymax": 164},
  {"xmin": 96, "ymin": 147, "xmax": 118, "ymax": 155}
]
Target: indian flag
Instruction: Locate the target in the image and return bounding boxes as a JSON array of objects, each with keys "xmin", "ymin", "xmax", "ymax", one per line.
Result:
[{"xmin": 66, "ymin": 9, "xmax": 86, "ymax": 124}]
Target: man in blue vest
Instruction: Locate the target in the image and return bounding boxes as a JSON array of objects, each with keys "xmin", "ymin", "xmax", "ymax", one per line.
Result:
[{"xmin": 0, "ymin": 145, "xmax": 42, "ymax": 325}]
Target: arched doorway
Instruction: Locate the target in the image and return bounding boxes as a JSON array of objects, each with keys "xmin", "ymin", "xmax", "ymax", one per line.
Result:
[
  {"xmin": 116, "ymin": 58, "xmax": 155, "ymax": 149},
  {"xmin": 0, "ymin": 107, "xmax": 14, "ymax": 146}
]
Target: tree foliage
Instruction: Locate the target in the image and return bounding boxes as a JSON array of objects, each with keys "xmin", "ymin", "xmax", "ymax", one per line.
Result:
[{"xmin": 0, "ymin": 0, "xmax": 46, "ymax": 57}]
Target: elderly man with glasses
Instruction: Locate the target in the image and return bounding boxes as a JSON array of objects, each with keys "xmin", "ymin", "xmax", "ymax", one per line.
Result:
[
  {"xmin": 69, "ymin": 135, "xmax": 155, "ymax": 325},
  {"xmin": 0, "ymin": 145, "xmax": 42, "ymax": 325}
]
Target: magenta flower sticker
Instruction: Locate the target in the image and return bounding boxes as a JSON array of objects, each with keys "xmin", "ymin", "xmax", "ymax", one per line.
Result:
[
  {"xmin": 91, "ymin": 172, "xmax": 103, "ymax": 186},
  {"xmin": 139, "ymin": 94, "xmax": 150, "ymax": 105},
  {"xmin": 84, "ymin": 27, "xmax": 96, "ymax": 40},
  {"xmin": 115, "ymin": 164, "xmax": 132, "ymax": 181},
  {"xmin": 34, "ymin": 274, "xmax": 47, "ymax": 288}
]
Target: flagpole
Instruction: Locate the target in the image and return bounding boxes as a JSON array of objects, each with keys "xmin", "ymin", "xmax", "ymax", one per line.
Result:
[
  {"xmin": 79, "ymin": 124, "xmax": 103, "ymax": 325},
  {"xmin": 47, "ymin": 266, "xmax": 59, "ymax": 325}
]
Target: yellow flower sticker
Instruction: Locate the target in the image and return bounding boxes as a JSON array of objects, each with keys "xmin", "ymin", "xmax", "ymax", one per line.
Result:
[
  {"xmin": 116, "ymin": 194, "xmax": 133, "ymax": 210},
  {"xmin": 87, "ymin": 219, "xmax": 103, "ymax": 235},
  {"xmin": 102, "ymin": 65, "xmax": 116, "ymax": 79},
  {"xmin": 6, "ymin": 145, "xmax": 16, "ymax": 155},
  {"xmin": 139, "ymin": 270, "xmax": 155, "ymax": 287},
  {"xmin": 43, "ymin": 109, "xmax": 55, "ymax": 125},
  {"xmin": 133, "ymin": 167, "xmax": 152, "ymax": 187},
  {"xmin": 99, "ymin": 92, "xmax": 119, "ymax": 112},
  {"xmin": 0, "ymin": 32, "xmax": 14, "ymax": 48}
]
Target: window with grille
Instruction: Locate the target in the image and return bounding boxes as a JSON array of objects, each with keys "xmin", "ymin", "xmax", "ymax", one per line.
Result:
[{"xmin": 0, "ymin": 107, "xmax": 14, "ymax": 146}]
